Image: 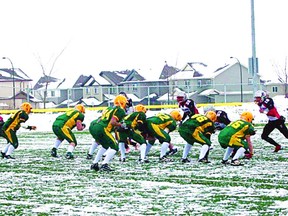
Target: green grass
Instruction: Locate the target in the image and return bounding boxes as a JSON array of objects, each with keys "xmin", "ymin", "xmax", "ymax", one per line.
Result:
[{"xmin": 0, "ymin": 130, "xmax": 288, "ymax": 215}]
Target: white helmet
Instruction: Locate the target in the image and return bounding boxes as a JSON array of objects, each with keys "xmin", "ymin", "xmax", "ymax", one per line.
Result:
[
  {"xmin": 254, "ymin": 90, "xmax": 266, "ymax": 98},
  {"xmin": 176, "ymin": 92, "xmax": 187, "ymax": 102}
]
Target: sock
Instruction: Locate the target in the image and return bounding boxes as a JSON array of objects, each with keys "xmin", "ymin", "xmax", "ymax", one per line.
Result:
[
  {"xmin": 54, "ymin": 139, "xmax": 62, "ymax": 149},
  {"xmin": 118, "ymin": 142, "xmax": 126, "ymax": 160},
  {"xmin": 88, "ymin": 141, "xmax": 98, "ymax": 155},
  {"xmin": 223, "ymin": 147, "xmax": 234, "ymax": 161},
  {"xmin": 2, "ymin": 144, "xmax": 11, "ymax": 154},
  {"xmin": 145, "ymin": 143, "xmax": 153, "ymax": 157},
  {"xmin": 182, "ymin": 143, "xmax": 192, "ymax": 159},
  {"xmin": 160, "ymin": 142, "xmax": 169, "ymax": 158},
  {"xmin": 102, "ymin": 148, "xmax": 117, "ymax": 164},
  {"xmin": 232, "ymin": 147, "xmax": 246, "ymax": 160},
  {"xmin": 199, "ymin": 144, "xmax": 209, "ymax": 160},
  {"xmin": 139, "ymin": 144, "xmax": 147, "ymax": 160},
  {"xmin": 67, "ymin": 145, "xmax": 74, "ymax": 153},
  {"xmin": 6, "ymin": 145, "xmax": 15, "ymax": 156},
  {"xmin": 93, "ymin": 147, "xmax": 107, "ymax": 164}
]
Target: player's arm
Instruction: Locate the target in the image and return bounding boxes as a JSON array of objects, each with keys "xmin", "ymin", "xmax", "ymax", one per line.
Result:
[
  {"xmin": 245, "ymin": 135, "xmax": 254, "ymax": 157},
  {"xmin": 22, "ymin": 125, "xmax": 37, "ymax": 130}
]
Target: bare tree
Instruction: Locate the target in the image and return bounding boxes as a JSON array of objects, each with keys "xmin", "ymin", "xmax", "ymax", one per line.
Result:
[
  {"xmin": 272, "ymin": 57, "xmax": 288, "ymax": 98},
  {"xmin": 35, "ymin": 47, "xmax": 66, "ymax": 108}
]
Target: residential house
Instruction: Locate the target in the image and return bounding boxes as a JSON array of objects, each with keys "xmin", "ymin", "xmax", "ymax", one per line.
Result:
[
  {"xmin": 119, "ymin": 64, "xmax": 179, "ymax": 99},
  {"xmin": 33, "ymin": 75, "xmax": 68, "ymax": 107},
  {"xmin": 168, "ymin": 61, "xmax": 261, "ymax": 103},
  {"xmin": 0, "ymin": 68, "xmax": 34, "ymax": 109},
  {"xmin": 263, "ymin": 81, "xmax": 288, "ymax": 98}
]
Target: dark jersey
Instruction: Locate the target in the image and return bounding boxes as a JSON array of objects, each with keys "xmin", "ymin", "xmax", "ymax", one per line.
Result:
[
  {"xmin": 178, "ymin": 99, "xmax": 199, "ymax": 121},
  {"xmin": 215, "ymin": 110, "xmax": 231, "ymax": 125},
  {"xmin": 257, "ymin": 97, "xmax": 280, "ymax": 121}
]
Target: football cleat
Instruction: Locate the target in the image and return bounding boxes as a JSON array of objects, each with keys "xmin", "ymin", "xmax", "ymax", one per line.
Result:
[
  {"xmin": 231, "ymin": 159, "xmax": 242, "ymax": 166},
  {"xmin": 1, "ymin": 152, "xmax": 5, "ymax": 158},
  {"xmin": 159, "ymin": 156, "xmax": 173, "ymax": 162},
  {"xmin": 90, "ymin": 163, "xmax": 100, "ymax": 171},
  {"xmin": 100, "ymin": 163, "xmax": 114, "ymax": 172},
  {"xmin": 274, "ymin": 145, "xmax": 282, "ymax": 153},
  {"xmin": 181, "ymin": 158, "xmax": 191, "ymax": 163},
  {"xmin": 119, "ymin": 158, "xmax": 126, "ymax": 162},
  {"xmin": 221, "ymin": 159, "xmax": 229, "ymax": 165},
  {"xmin": 65, "ymin": 152, "xmax": 74, "ymax": 159},
  {"xmin": 198, "ymin": 158, "xmax": 211, "ymax": 163},
  {"xmin": 51, "ymin": 148, "xmax": 58, "ymax": 157},
  {"xmin": 4, "ymin": 155, "xmax": 15, "ymax": 159},
  {"xmin": 86, "ymin": 154, "xmax": 93, "ymax": 160},
  {"xmin": 139, "ymin": 159, "xmax": 150, "ymax": 164},
  {"xmin": 165, "ymin": 148, "xmax": 178, "ymax": 156}
]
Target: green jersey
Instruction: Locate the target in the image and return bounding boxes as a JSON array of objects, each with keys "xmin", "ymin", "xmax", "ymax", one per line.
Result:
[
  {"xmin": 147, "ymin": 113, "xmax": 177, "ymax": 132},
  {"xmin": 123, "ymin": 111, "xmax": 147, "ymax": 131},
  {"xmin": 180, "ymin": 114, "xmax": 215, "ymax": 135},
  {"xmin": 53, "ymin": 109, "xmax": 85, "ymax": 130},
  {"xmin": 98, "ymin": 106, "xmax": 126, "ymax": 132},
  {"xmin": 2, "ymin": 110, "xmax": 29, "ymax": 131},
  {"xmin": 218, "ymin": 119, "xmax": 255, "ymax": 146}
]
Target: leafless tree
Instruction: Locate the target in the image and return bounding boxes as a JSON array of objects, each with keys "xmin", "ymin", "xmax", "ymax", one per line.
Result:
[
  {"xmin": 35, "ymin": 47, "xmax": 66, "ymax": 108},
  {"xmin": 273, "ymin": 57, "xmax": 288, "ymax": 98}
]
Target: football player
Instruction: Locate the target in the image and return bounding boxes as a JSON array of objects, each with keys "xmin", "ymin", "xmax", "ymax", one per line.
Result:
[
  {"xmin": 90, "ymin": 95, "xmax": 127, "ymax": 172},
  {"xmin": 50, "ymin": 104, "xmax": 86, "ymax": 159},
  {"xmin": 179, "ymin": 111, "xmax": 216, "ymax": 163},
  {"xmin": 116, "ymin": 104, "xmax": 148, "ymax": 163},
  {"xmin": 1, "ymin": 102, "xmax": 36, "ymax": 159},
  {"xmin": 254, "ymin": 90, "xmax": 288, "ymax": 152},
  {"xmin": 176, "ymin": 92, "xmax": 199, "ymax": 123},
  {"xmin": 218, "ymin": 111, "xmax": 256, "ymax": 166},
  {"xmin": 144, "ymin": 110, "xmax": 182, "ymax": 162}
]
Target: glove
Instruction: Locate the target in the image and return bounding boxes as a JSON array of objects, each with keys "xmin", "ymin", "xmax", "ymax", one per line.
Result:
[
  {"xmin": 244, "ymin": 153, "xmax": 253, "ymax": 159},
  {"xmin": 280, "ymin": 116, "xmax": 286, "ymax": 123},
  {"xmin": 27, "ymin": 126, "xmax": 37, "ymax": 130}
]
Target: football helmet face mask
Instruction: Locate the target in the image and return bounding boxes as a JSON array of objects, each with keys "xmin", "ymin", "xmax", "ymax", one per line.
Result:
[
  {"xmin": 205, "ymin": 111, "xmax": 217, "ymax": 122},
  {"xmin": 240, "ymin": 111, "xmax": 254, "ymax": 123},
  {"xmin": 176, "ymin": 92, "xmax": 187, "ymax": 103},
  {"xmin": 114, "ymin": 95, "xmax": 128, "ymax": 109},
  {"xmin": 170, "ymin": 110, "xmax": 182, "ymax": 121},
  {"xmin": 21, "ymin": 102, "xmax": 33, "ymax": 114},
  {"xmin": 75, "ymin": 104, "xmax": 85, "ymax": 114},
  {"xmin": 134, "ymin": 104, "xmax": 147, "ymax": 113},
  {"xmin": 254, "ymin": 90, "xmax": 267, "ymax": 103}
]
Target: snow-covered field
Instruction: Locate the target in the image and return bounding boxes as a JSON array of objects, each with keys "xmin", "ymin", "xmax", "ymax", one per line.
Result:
[{"xmin": 0, "ymin": 100, "xmax": 288, "ymax": 215}]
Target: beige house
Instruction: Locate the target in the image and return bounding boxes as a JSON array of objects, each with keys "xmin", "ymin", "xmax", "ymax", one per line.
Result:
[{"xmin": 0, "ymin": 68, "xmax": 35, "ymax": 109}]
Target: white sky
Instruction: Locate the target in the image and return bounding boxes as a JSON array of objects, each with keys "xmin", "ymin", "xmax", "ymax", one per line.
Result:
[{"xmin": 0, "ymin": 0, "xmax": 288, "ymax": 84}]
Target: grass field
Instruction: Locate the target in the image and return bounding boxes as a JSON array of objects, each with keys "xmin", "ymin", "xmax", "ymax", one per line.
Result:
[{"xmin": 0, "ymin": 128, "xmax": 288, "ymax": 215}]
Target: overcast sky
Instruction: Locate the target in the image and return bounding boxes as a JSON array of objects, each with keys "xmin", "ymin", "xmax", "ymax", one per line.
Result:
[{"xmin": 0, "ymin": 0, "xmax": 287, "ymax": 84}]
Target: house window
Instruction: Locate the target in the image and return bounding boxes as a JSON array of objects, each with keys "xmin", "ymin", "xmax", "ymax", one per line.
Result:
[
  {"xmin": 205, "ymin": 80, "xmax": 211, "ymax": 85},
  {"xmin": 248, "ymin": 78, "xmax": 253, "ymax": 85},
  {"xmin": 86, "ymin": 88, "xmax": 90, "ymax": 94},
  {"xmin": 132, "ymin": 84, "xmax": 138, "ymax": 91},
  {"xmin": 272, "ymin": 86, "xmax": 278, "ymax": 92},
  {"xmin": 197, "ymin": 80, "xmax": 202, "ymax": 87},
  {"xmin": 185, "ymin": 80, "xmax": 190, "ymax": 87},
  {"xmin": 94, "ymin": 87, "xmax": 98, "ymax": 94},
  {"xmin": 50, "ymin": 91, "xmax": 55, "ymax": 97}
]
